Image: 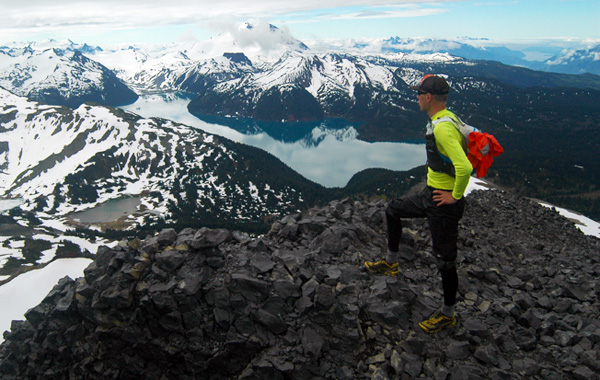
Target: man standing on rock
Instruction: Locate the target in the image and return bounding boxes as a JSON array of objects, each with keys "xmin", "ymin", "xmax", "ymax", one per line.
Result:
[{"xmin": 364, "ymin": 74, "xmax": 472, "ymax": 334}]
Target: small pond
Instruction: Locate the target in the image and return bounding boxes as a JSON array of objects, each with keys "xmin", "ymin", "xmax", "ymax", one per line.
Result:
[
  {"xmin": 70, "ymin": 197, "xmax": 142, "ymax": 224},
  {"xmin": 0, "ymin": 199, "xmax": 23, "ymax": 213}
]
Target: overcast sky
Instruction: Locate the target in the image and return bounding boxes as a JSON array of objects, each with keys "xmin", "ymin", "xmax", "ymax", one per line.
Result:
[{"xmin": 1, "ymin": 0, "xmax": 598, "ymax": 47}]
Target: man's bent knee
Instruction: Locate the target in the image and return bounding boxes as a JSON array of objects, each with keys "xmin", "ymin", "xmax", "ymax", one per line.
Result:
[
  {"xmin": 436, "ymin": 258, "xmax": 456, "ymax": 271},
  {"xmin": 386, "ymin": 198, "xmax": 406, "ymax": 222}
]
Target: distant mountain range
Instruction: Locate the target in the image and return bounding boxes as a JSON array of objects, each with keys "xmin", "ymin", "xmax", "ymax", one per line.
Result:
[
  {"xmin": 1, "ymin": 33, "xmax": 598, "ymax": 117},
  {"xmin": 382, "ymin": 37, "xmax": 531, "ymax": 65},
  {"xmin": 380, "ymin": 37, "xmax": 600, "ymax": 76},
  {"xmin": 538, "ymin": 44, "xmax": 600, "ymax": 75}
]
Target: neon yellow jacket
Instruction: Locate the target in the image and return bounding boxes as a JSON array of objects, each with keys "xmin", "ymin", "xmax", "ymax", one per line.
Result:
[{"xmin": 426, "ymin": 109, "xmax": 472, "ymax": 199}]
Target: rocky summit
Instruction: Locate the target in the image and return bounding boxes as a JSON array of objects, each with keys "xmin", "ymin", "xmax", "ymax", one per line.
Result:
[{"xmin": 0, "ymin": 188, "xmax": 598, "ymax": 380}]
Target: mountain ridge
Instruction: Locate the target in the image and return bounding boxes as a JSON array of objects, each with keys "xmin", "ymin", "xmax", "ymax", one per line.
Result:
[{"xmin": 0, "ymin": 88, "xmax": 331, "ymax": 234}]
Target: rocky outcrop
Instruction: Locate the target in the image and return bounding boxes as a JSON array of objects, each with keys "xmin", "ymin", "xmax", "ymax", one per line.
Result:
[{"xmin": 0, "ymin": 188, "xmax": 598, "ymax": 379}]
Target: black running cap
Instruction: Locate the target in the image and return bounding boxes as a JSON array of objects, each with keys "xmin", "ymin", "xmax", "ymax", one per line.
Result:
[{"xmin": 410, "ymin": 74, "xmax": 450, "ymax": 95}]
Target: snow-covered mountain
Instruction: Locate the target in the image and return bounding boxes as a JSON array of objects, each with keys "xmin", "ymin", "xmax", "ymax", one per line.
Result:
[
  {"xmin": 0, "ymin": 45, "xmax": 137, "ymax": 107},
  {"xmin": 0, "ymin": 88, "xmax": 323, "ymax": 230},
  {"xmin": 186, "ymin": 51, "xmax": 437, "ymax": 122},
  {"xmin": 45, "ymin": 34, "xmax": 451, "ymax": 123},
  {"xmin": 86, "ymin": 43, "xmax": 462, "ymax": 123},
  {"xmin": 539, "ymin": 44, "xmax": 600, "ymax": 75},
  {"xmin": 175, "ymin": 49, "xmax": 598, "ymax": 126},
  {"xmin": 74, "ymin": 36, "xmax": 597, "ymax": 125},
  {"xmin": 309, "ymin": 36, "xmax": 600, "ymax": 76},
  {"xmin": 79, "ymin": 21, "xmax": 309, "ymax": 94},
  {"xmin": 2, "ymin": 32, "xmax": 598, "ymax": 119},
  {"xmin": 381, "ymin": 37, "xmax": 530, "ymax": 66},
  {"xmin": 0, "ymin": 37, "xmax": 466, "ymax": 125}
]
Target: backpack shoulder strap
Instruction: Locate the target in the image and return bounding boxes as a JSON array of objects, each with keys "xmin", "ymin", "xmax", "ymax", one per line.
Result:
[
  {"xmin": 431, "ymin": 116, "xmax": 469, "ymax": 147},
  {"xmin": 431, "ymin": 116, "xmax": 456, "ymax": 127}
]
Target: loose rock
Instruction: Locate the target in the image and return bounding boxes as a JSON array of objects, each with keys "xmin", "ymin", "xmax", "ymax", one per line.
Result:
[{"xmin": 0, "ymin": 190, "xmax": 599, "ymax": 380}]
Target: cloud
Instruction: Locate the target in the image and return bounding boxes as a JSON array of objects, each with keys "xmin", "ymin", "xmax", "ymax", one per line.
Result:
[
  {"xmin": 0, "ymin": 1, "xmax": 459, "ymax": 32},
  {"xmin": 177, "ymin": 29, "xmax": 202, "ymax": 43},
  {"xmin": 209, "ymin": 19, "xmax": 301, "ymax": 51},
  {"xmin": 305, "ymin": 6, "xmax": 447, "ymax": 22}
]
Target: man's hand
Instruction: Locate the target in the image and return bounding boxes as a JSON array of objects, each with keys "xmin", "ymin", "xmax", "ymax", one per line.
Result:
[{"xmin": 432, "ymin": 190, "xmax": 458, "ymax": 206}]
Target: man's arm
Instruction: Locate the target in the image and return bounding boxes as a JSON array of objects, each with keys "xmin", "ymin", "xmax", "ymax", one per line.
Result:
[{"xmin": 432, "ymin": 189, "xmax": 457, "ymax": 205}]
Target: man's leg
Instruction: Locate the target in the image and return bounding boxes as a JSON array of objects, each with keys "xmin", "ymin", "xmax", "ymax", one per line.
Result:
[
  {"xmin": 386, "ymin": 186, "xmax": 428, "ymax": 253},
  {"xmin": 365, "ymin": 186, "xmax": 427, "ymax": 276},
  {"xmin": 419, "ymin": 195, "xmax": 465, "ymax": 333}
]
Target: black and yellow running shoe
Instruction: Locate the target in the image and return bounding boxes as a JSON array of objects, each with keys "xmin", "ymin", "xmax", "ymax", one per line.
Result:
[
  {"xmin": 364, "ymin": 260, "xmax": 399, "ymax": 277},
  {"xmin": 419, "ymin": 311, "xmax": 458, "ymax": 333}
]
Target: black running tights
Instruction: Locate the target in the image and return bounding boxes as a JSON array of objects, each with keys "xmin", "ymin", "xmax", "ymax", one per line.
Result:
[{"xmin": 386, "ymin": 185, "xmax": 465, "ymax": 306}]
